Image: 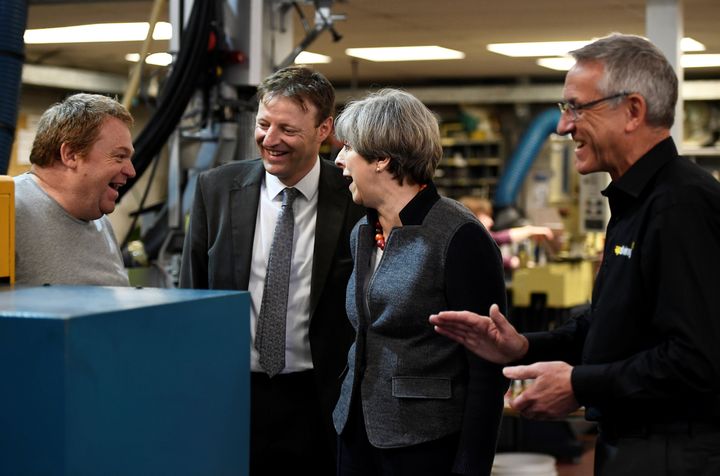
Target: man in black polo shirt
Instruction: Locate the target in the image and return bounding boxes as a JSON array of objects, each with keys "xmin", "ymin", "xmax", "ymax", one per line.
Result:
[{"xmin": 430, "ymin": 33, "xmax": 720, "ymax": 475}]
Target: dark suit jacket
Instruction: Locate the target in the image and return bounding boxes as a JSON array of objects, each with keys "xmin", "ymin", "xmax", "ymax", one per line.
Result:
[{"xmin": 179, "ymin": 157, "xmax": 365, "ymax": 429}]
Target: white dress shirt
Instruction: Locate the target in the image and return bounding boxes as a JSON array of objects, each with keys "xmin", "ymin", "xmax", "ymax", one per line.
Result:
[{"xmin": 248, "ymin": 158, "xmax": 320, "ymax": 373}]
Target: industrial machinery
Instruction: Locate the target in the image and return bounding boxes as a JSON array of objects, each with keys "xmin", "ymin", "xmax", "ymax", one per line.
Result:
[
  {"xmin": 0, "ymin": 176, "xmax": 14, "ymax": 285},
  {"xmin": 116, "ymin": 0, "xmax": 346, "ymax": 286},
  {"xmin": 0, "ymin": 286, "xmax": 250, "ymax": 474},
  {"xmin": 500, "ymin": 132, "xmax": 606, "ymax": 333}
]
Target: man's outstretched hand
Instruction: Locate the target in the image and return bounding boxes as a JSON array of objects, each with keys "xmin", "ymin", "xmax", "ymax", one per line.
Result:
[{"xmin": 429, "ymin": 304, "xmax": 528, "ymax": 364}]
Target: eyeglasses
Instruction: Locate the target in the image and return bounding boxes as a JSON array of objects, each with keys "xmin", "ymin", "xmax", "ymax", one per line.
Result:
[{"xmin": 557, "ymin": 92, "xmax": 630, "ymax": 121}]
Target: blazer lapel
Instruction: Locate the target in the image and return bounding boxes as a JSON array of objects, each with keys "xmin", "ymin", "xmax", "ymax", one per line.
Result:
[
  {"xmin": 309, "ymin": 160, "xmax": 349, "ymax": 316},
  {"xmin": 354, "ymin": 223, "xmax": 374, "ymax": 330},
  {"xmin": 230, "ymin": 162, "xmax": 263, "ymax": 289}
]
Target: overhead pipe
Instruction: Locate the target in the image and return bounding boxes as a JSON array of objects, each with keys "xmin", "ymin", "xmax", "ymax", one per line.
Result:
[
  {"xmin": 122, "ymin": 0, "xmax": 167, "ymax": 110},
  {"xmin": 275, "ymin": 0, "xmax": 344, "ymax": 70},
  {"xmin": 118, "ymin": 0, "xmax": 214, "ymax": 201},
  {"xmin": 494, "ymin": 108, "xmax": 561, "ymax": 208},
  {"xmin": 0, "ymin": 0, "xmax": 27, "ymax": 174}
]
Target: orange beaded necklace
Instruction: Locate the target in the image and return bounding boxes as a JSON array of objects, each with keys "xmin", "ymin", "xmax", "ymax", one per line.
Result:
[
  {"xmin": 373, "ymin": 183, "xmax": 428, "ymax": 250},
  {"xmin": 373, "ymin": 221, "xmax": 386, "ymax": 250}
]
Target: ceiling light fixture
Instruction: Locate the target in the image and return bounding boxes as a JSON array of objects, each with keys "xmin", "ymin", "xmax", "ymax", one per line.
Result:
[
  {"xmin": 681, "ymin": 54, "xmax": 720, "ymax": 68},
  {"xmin": 489, "ymin": 37, "xmax": 705, "ymax": 57},
  {"xmin": 680, "ymin": 37, "xmax": 706, "ymax": 52},
  {"xmin": 25, "ymin": 22, "xmax": 172, "ymax": 44},
  {"xmin": 125, "ymin": 52, "xmax": 173, "ymax": 66},
  {"xmin": 488, "ymin": 41, "xmax": 589, "ymax": 57},
  {"xmin": 345, "ymin": 46, "xmax": 465, "ymax": 62},
  {"xmin": 535, "ymin": 57, "xmax": 576, "ymax": 71},
  {"xmin": 537, "ymin": 52, "xmax": 720, "ymax": 71},
  {"xmin": 294, "ymin": 51, "xmax": 332, "ymax": 64}
]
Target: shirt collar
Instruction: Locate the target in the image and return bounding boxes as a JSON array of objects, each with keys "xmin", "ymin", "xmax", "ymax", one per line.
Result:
[
  {"xmin": 366, "ymin": 181, "xmax": 440, "ymax": 226},
  {"xmin": 602, "ymin": 136, "xmax": 678, "ymax": 200},
  {"xmin": 264, "ymin": 156, "xmax": 321, "ymax": 202}
]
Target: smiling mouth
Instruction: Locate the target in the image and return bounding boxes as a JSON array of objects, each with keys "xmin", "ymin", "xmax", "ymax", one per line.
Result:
[
  {"xmin": 109, "ymin": 182, "xmax": 124, "ymax": 191},
  {"xmin": 265, "ymin": 149, "xmax": 288, "ymax": 157}
]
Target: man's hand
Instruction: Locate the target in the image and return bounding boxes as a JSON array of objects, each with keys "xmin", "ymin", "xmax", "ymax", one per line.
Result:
[
  {"xmin": 504, "ymin": 361, "xmax": 579, "ymax": 419},
  {"xmin": 429, "ymin": 304, "xmax": 528, "ymax": 364}
]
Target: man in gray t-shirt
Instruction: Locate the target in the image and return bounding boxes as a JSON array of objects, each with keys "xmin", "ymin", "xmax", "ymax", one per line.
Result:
[
  {"xmin": 14, "ymin": 93, "xmax": 136, "ymax": 286},
  {"xmin": 15, "ymin": 174, "xmax": 128, "ymax": 286}
]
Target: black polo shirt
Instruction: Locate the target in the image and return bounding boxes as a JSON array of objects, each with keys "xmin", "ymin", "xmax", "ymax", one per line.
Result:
[{"xmin": 525, "ymin": 137, "xmax": 720, "ymax": 422}]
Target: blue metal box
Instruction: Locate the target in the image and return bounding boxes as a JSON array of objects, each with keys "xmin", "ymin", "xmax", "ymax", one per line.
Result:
[{"xmin": 0, "ymin": 286, "xmax": 249, "ymax": 476}]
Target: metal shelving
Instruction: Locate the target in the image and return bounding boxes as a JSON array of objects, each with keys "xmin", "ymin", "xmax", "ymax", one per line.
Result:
[{"xmin": 435, "ymin": 139, "xmax": 503, "ymax": 199}]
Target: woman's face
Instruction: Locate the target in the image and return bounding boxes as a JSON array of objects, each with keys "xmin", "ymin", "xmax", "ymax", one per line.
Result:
[{"xmin": 334, "ymin": 143, "xmax": 377, "ymax": 207}]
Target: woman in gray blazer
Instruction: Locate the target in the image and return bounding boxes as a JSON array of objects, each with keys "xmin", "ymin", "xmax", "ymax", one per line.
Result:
[{"xmin": 332, "ymin": 89, "xmax": 509, "ymax": 476}]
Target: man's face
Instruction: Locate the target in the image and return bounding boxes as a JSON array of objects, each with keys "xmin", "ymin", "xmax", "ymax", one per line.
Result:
[
  {"xmin": 74, "ymin": 116, "xmax": 135, "ymax": 220},
  {"xmin": 556, "ymin": 61, "xmax": 627, "ymax": 179},
  {"xmin": 255, "ymin": 95, "xmax": 332, "ymax": 186}
]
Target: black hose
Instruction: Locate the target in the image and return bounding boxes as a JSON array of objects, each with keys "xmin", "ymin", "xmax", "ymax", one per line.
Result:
[
  {"xmin": 119, "ymin": 139, "xmax": 163, "ymax": 251},
  {"xmin": 0, "ymin": 0, "xmax": 27, "ymax": 175},
  {"xmin": 118, "ymin": 0, "xmax": 215, "ymax": 201}
]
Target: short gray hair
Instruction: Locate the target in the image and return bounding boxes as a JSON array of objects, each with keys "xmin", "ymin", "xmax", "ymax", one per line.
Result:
[
  {"xmin": 30, "ymin": 93, "xmax": 133, "ymax": 167},
  {"xmin": 334, "ymin": 89, "xmax": 442, "ymax": 185},
  {"xmin": 570, "ymin": 33, "xmax": 677, "ymax": 128}
]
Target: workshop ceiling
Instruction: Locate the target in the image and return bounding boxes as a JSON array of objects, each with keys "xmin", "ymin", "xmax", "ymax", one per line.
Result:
[{"xmin": 25, "ymin": 0, "xmax": 720, "ymax": 87}]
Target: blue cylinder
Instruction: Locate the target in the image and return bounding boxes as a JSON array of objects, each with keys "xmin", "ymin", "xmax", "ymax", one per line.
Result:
[
  {"xmin": 494, "ymin": 108, "xmax": 561, "ymax": 208},
  {"xmin": 0, "ymin": 0, "xmax": 27, "ymax": 174}
]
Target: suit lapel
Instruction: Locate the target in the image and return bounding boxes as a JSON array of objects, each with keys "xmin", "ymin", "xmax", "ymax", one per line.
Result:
[
  {"xmin": 354, "ymin": 223, "xmax": 374, "ymax": 330},
  {"xmin": 309, "ymin": 160, "xmax": 349, "ymax": 316},
  {"xmin": 230, "ymin": 162, "xmax": 264, "ymax": 289}
]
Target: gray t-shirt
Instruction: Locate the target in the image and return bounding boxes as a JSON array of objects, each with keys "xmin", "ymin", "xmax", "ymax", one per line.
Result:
[{"xmin": 14, "ymin": 173, "xmax": 129, "ymax": 286}]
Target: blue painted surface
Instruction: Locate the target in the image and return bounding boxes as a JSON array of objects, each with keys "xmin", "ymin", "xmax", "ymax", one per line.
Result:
[
  {"xmin": 0, "ymin": 286, "xmax": 250, "ymax": 476},
  {"xmin": 494, "ymin": 108, "xmax": 562, "ymax": 208}
]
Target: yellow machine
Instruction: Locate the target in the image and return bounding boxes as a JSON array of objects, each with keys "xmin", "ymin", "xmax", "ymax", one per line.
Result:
[
  {"xmin": 0, "ymin": 176, "xmax": 15, "ymax": 285},
  {"xmin": 512, "ymin": 259, "xmax": 594, "ymax": 308}
]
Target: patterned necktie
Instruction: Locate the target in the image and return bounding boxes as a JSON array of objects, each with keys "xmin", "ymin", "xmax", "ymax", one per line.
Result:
[{"xmin": 256, "ymin": 187, "xmax": 300, "ymax": 377}]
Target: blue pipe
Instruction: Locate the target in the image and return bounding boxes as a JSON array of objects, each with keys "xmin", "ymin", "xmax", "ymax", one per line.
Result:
[
  {"xmin": 0, "ymin": 0, "xmax": 27, "ymax": 174},
  {"xmin": 494, "ymin": 108, "xmax": 561, "ymax": 208}
]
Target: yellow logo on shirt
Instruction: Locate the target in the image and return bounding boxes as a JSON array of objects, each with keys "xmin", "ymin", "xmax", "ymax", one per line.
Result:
[{"xmin": 614, "ymin": 242, "xmax": 634, "ymax": 259}]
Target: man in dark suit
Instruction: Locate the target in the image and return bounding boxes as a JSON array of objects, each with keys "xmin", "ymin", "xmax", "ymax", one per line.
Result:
[{"xmin": 180, "ymin": 66, "xmax": 364, "ymax": 476}]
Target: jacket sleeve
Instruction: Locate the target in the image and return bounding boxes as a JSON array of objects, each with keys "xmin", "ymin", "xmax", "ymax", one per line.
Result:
[
  {"xmin": 179, "ymin": 172, "xmax": 209, "ymax": 289},
  {"xmin": 446, "ymin": 222, "xmax": 509, "ymax": 476}
]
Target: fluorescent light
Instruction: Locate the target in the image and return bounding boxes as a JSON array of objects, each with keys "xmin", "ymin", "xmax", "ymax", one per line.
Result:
[
  {"xmin": 125, "ymin": 52, "xmax": 172, "ymax": 66},
  {"xmin": 490, "ymin": 37, "xmax": 706, "ymax": 57},
  {"xmin": 488, "ymin": 41, "xmax": 589, "ymax": 58},
  {"xmin": 25, "ymin": 22, "xmax": 172, "ymax": 44},
  {"xmin": 536, "ymin": 57, "xmax": 576, "ymax": 71},
  {"xmin": 537, "ymin": 52, "xmax": 720, "ymax": 71},
  {"xmin": 681, "ymin": 37, "xmax": 705, "ymax": 52},
  {"xmin": 345, "ymin": 46, "xmax": 465, "ymax": 62},
  {"xmin": 294, "ymin": 51, "xmax": 331, "ymax": 64},
  {"xmin": 682, "ymin": 54, "xmax": 720, "ymax": 68}
]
